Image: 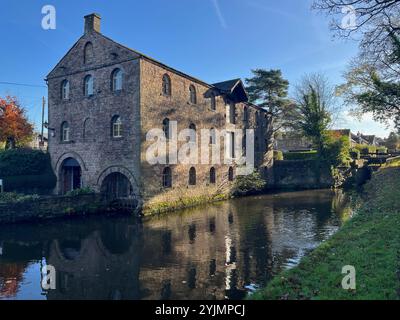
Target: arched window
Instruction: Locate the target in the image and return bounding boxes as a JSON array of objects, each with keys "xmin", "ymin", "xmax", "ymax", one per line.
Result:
[
  {"xmin": 189, "ymin": 85, "xmax": 197, "ymax": 104},
  {"xmin": 210, "ymin": 128, "xmax": 216, "ymax": 145},
  {"xmin": 84, "ymin": 42, "xmax": 94, "ymax": 64},
  {"xmin": 83, "ymin": 118, "xmax": 90, "ymax": 140},
  {"xmin": 162, "ymin": 167, "xmax": 172, "ymax": 188},
  {"xmin": 61, "ymin": 122, "xmax": 70, "ymax": 142},
  {"xmin": 111, "ymin": 69, "xmax": 123, "ymax": 92},
  {"xmin": 163, "ymin": 118, "xmax": 170, "ymax": 140},
  {"xmin": 189, "ymin": 167, "xmax": 196, "ymax": 185},
  {"xmin": 61, "ymin": 80, "xmax": 70, "ymax": 100},
  {"xmin": 84, "ymin": 75, "xmax": 94, "ymax": 96},
  {"xmin": 256, "ymin": 111, "xmax": 261, "ymax": 126},
  {"xmin": 112, "ymin": 116, "xmax": 122, "ymax": 138},
  {"xmin": 162, "ymin": 74, "xmax": 171, "ymax": 96},
  {"xmin": 189, "ymin": 123, "xmax": 197, "ymax": 142},
  {"xmin": 228, "ymin": 167, "xmax": 234, "ymax": 182},
  {"xmin": 210, "ymin": 167, "xmax": 216, "ymax": 184},
  {"xmin": 210, "ymin": 92, "xmax": 216, "ymax": 111}
]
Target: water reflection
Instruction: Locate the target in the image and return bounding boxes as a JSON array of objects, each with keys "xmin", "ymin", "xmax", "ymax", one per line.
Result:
[{"xmin": 0, "ymin": 189, "xmax": 351, "ymax": 300}]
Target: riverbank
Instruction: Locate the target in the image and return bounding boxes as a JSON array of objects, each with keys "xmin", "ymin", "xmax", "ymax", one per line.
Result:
[{"xmin": 252, "ymin": 165, "xmax": 400, "ymax": 300}]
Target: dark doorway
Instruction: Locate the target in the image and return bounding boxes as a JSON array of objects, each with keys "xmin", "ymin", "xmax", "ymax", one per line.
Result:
[
  {"xmin": 61, "ymin": 158, "xmax": 82, "ymax": 194},
  {"xmin": 101, "ymin": 172, "xmax": 133, "ymax": 200}
]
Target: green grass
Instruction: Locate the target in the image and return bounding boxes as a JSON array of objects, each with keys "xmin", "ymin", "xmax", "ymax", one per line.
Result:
[{"xmin": 251, "ymin": 166, "xmax": 400, "ymax": 300}]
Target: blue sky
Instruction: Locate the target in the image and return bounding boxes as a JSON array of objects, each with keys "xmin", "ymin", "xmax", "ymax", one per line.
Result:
[{"xmin": 0, "ymin": 0, "xmax": 392, "ymax": 137}]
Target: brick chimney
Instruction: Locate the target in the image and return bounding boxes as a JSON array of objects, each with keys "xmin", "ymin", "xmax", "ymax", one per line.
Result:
[{"xmin": 84, "ymin": 13, "xmax": 101, "ymax": 34}]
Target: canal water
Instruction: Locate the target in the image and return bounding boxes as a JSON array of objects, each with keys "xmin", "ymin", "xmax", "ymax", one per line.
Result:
[{"xmin": 0, "ymin": 189, "xmax": 351, "ymax": 300}]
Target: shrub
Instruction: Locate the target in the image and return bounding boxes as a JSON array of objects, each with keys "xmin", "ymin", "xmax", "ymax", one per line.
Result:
[
  {"xmin": 65, "ymin": 187, "xmax": 95, "ymax": 197},
  {"xmin": 283, "ymin": 150, "xmax": 318, "ymax": 161},
  {"xmin": 377, "ymin": 146, "xmax": 388, "ymax": 154},
  {"xmin": 0, "ymin": 192, "xmax": 40, "ymax": 203},
  {"xmin": 354, "ymin": 144, "xmax": 377, "ymax": 155},
  {"xmin": 274, "ymin": 150, "xmax": 283, "ymax": 161},
  {"xmin": 0, "ymin": 149, "xmax": 48, "ymax": 176},
  {"xmin": 0, "ymin": 149, "xmax": 56, "ymax": 193},
  {"xmin": 323, "ymin": 136, "xmax": 351, "ymax": 167},
  {"xmin": 349, "ymin": 148, "xmax": 361, "ymax": 160},
  {"xmin": 231, "ymin": 171, "xmax": 266, "ymax": 197}
]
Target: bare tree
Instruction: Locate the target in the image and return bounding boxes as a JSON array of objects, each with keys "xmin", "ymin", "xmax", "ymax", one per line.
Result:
[{"xmin": 313, "ymin": 0, "xmax": 400, "ymax": 67}]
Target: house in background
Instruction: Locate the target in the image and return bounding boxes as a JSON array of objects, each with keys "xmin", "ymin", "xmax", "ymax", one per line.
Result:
[{"xmin": 29, "ymin": 133, "xmax": 48, "ymax": 151}]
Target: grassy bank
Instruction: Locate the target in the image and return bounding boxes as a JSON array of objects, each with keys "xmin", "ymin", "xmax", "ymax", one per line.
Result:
[{"xmin": 252, "ymin": 165, "xmax": 400, "ymax": 300}]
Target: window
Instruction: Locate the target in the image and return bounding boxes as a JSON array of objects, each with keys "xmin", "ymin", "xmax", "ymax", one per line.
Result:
[
  {"xmin": 84, "ymin": 75, "xmax": 94, "ymax": 96},
  {"xmin": 83, "ymin": 118, "xmax": 90, "ymax": 139},
  {"xmin": 210, "ymin": 128, "xmax": 216, "ymax": 145},
  {"xmin": 228, "ymin": 167, "xmax": 234, "ymax": 182},
  {"xmin": 210, "ymin": 92, "xmax": 216, "ymax": 111},
  {"xmin": 189, "ymin": 123, "xmax": 197, "ymax": 142},
  {"xmin": 210, "ymin": 167, "xmax": 216, "ymax": 184},
  {"xmin": 84, "ymin": 42, "xmax": 94, "ymax": 64},
  {"xmin": 229, "ymin": 103, "xmax": 236, "ymax": 124},
  {"xmin": 189, "ymin": 85, "xmax": 197, "ymax": 104},
  {"xmin": 230, "ymin": 132, "xmax": 235, "ymax": 158},
  {"xmin": 162, "ymin": 118, "xmax": 171, "ymax": 140},
  {"xmin": 256, "ymin": 111, "xmax": 261, "ymax": 126},
  {"xmin": 111, "ymin": 69, "xmax": 123, "ymax": 92},
  {"xmin": 162, "ymin": 167, "xmax": 172, "ymax": 188},
  {"xmin": 61, "ymin": 122, "xmax": 70, "ymax": 142},
  {"xmin": 61, "ymin": 80, "xmax": 70, "ymax": 100},
  {"xmin": 243, "ymin": 106, "xmax": 249, "ymax": 122},
  {"xmin": 162, "ymin": 74, "xmax": 171, "ymax": 96},
  {"xmin": 189, "ymin": 167, "xmax": 196, "ymax": 186},
  {"xmin": 112, "ymin": 116, "xmax": 122, "ymax": 138}
]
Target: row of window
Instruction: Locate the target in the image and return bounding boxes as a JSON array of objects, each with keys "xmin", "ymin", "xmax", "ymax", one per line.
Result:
[
  {"xmin": 60, "ymin": 115, "xmax": 122, "ymax": 142},
  {"xmin": 60, "ymin": 68, "xmax": 123, "ymax": 100},
  {"xmin": 162, "ymin": 166, "xmax": 234, "ymax": 188}
]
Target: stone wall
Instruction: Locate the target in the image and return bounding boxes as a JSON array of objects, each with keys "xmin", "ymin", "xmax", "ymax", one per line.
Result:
[
  {"xmin": 0, "ymin": 194, "xmax": 106, "ymax": 224},
  {"xmin": 274, "ymin": 160, "xmax": 334, "ymax": 189}
]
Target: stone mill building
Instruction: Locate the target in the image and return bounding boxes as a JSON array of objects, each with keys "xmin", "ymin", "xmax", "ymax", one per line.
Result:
[{"xmin": 46, "ymin": 13, "xmax": 270, "ymax": 210}]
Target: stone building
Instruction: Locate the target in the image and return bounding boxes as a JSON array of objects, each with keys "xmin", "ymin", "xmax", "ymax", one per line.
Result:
[{"xmin": 46, "ymin": 13, "xmax": 269, "ymax": 210}]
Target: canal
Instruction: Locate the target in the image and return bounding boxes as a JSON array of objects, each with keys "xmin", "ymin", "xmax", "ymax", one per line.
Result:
[{"xmin": 0, "ymin": 189, "xmax": 352, "ymax": 300}]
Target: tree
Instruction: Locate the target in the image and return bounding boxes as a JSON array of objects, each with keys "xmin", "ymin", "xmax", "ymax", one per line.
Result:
[
  {"xmin": 384, "ymin": 132, "xmax": 400, "ymax": 150},
  {"xmin": 0, "ymin": 96, "xmax": 33, "ymax": 149},
  {"xmin": 245, "ymin": 69, "xmax": 294, "ymax": 181},
  {"xmin": 294, "ymin": 74, "xmax": 333, "ymax": 154},
  {"xmin": 313, "ymin": 0, "xmax": 400, "ymax": 65},
  {"xmin": 339, "ymin": 33, "xmax": 400, "ymax": 131}
]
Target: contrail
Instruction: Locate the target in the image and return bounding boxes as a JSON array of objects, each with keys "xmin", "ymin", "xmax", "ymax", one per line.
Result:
[{"xmin": 211, "ymin": 0, "xmax": 227, "ymax": 29}]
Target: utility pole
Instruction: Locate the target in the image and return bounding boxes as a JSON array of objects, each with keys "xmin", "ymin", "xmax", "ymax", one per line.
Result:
[{"xmin": 41, "ymin": 97, "xmax": 45, "ymax": 148}]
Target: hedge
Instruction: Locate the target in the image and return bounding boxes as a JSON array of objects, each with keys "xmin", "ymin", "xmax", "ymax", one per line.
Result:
[
  {"xmin": 283, "ymin": 150, "xmax": 318, "ymax": 161},
  {"xmin": 0, "ymin": 149, "xmax": 56, "ymax": 194}
]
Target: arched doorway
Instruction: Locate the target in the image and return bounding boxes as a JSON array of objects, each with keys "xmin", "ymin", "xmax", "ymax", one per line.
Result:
[
  {"xmin": 101, "ymin": 172, "xmax": 134, "ymax": 200},
  {"xmin": 61, "ymin": 158, "xmax": 82, "ymax": 194}
]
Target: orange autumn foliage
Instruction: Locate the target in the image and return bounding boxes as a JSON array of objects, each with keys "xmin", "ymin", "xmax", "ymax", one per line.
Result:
[{"xmin": 0, "ymin": 96, "xmax": 33, "ymax": 149}]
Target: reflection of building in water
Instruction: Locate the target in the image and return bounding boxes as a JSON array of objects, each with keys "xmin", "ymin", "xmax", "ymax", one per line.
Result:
[
  {"xmin": 45, "ymin": 223, "xmax": 143, "ymax": 300},
  {"xmin": 138, "ymin": 201, "xmax": 273, "ymax": 300},
  {"xmin": 0, "ymin": 190, "xmax": 350, "ymax": 300}
]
